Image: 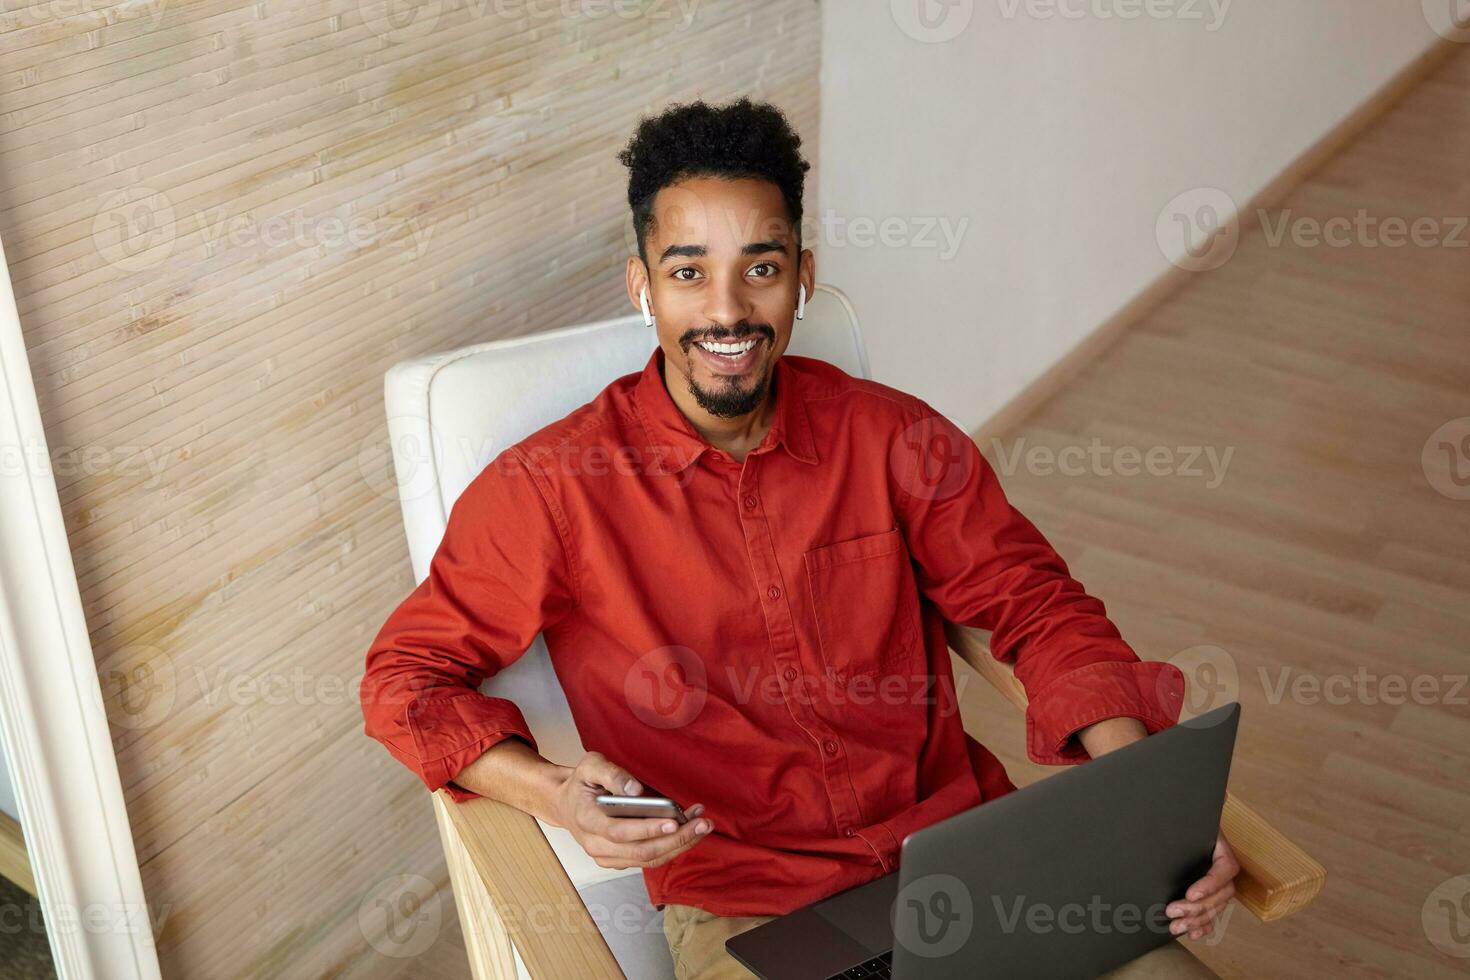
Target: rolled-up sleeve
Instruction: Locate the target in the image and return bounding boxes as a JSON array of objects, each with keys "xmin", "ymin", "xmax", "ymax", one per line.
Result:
[
  {"xmin": 891, "ymin": 402, "xmax": 1183, "ymax": 765},
  {"xmin": 360, "ymin": 446, "xmax": 578, "ymax": 801}
]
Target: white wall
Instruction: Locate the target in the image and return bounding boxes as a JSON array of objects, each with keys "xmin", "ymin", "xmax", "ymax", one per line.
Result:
[{"xmin": 816, "ymin": 1, "xmax": 1445, "ymax": 430}]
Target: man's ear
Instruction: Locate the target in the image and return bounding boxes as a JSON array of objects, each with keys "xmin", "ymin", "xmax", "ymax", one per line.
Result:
[
  {"xmin": 639, "ymin": 283, "xmax": 655, "ymax": 327},
  {"xmin": 626, "ymin": 256, "xmax": 650, "ymax": 317},
  {"xmin": 798, "ymin": 248, "xmax": 816, "ymax": 312}
]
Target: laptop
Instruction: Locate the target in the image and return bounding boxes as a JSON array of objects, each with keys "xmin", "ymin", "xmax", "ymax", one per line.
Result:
[{"xmin": 726, "ymin": 702, "xmax": 1241, "ymax": 980}]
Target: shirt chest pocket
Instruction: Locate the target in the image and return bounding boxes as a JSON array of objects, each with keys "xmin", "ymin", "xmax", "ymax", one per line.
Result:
[{"xmin": 803, "ymin": 526, "xmax": 923, "ymax": 681}]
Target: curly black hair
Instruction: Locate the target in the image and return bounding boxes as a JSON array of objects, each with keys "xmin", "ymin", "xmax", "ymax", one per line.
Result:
[{"xmin": 617, "ymin": 97, "xmax": 811, "ymax": 266}]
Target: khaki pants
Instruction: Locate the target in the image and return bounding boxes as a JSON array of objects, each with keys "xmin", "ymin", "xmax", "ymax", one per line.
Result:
[{"xmin": 661, "ymin": 903, "xmax": 1220, "ymax": 980}]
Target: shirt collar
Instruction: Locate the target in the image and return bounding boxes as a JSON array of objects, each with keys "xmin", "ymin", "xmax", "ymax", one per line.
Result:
[{"xmin": 633, "ymin": 346, "xmax": 819, "ymax": 473}]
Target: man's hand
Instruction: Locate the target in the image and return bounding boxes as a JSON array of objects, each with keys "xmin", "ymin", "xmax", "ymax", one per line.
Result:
[
  {"xmin": 1167, "ymin": 832, "xmax": 1239, "ymax": 940},
  {"xmin": 549, "ymin": 751, "xmax": 713, "ymax": 870},
  {"xmin": 448, "ymin": 740, "xmax": 714, "ymax": 870}
]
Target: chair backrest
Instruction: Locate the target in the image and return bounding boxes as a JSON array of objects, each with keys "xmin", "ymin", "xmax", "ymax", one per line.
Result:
[{"xmin": 384, "ymin": 283, "xmax": 869, "ymax": 889}]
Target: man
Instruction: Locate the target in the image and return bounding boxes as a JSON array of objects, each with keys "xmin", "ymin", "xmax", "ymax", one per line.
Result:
[{"xmin": 360, "ymin": 97, "xmax": 1238, "ymax": 979}]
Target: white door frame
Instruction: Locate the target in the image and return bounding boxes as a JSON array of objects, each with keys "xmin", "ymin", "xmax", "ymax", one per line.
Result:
[{"xmin": 0, "ymin": 232, "xmax": 162, "ymax": 978}]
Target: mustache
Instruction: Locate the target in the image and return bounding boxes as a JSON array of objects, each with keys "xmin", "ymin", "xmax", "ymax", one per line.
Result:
[{"xmin": 680, "ymin": 323, "xmax": 775, "ymax": 347}]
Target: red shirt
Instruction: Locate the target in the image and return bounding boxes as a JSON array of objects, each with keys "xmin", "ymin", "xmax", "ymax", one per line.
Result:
[{"xmin": 360, "ymin": 347, "xmax": 1184, "ymax": 916}]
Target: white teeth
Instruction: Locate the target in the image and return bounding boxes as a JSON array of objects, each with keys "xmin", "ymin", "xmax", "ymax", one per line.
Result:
[{"xmin": 698, "ymin": 339, "xmax": 758, "ymax": 355}]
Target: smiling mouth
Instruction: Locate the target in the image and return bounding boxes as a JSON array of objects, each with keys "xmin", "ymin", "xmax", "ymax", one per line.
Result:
[
  {"xmin": 697, "ymin": 337, "xmax": 760, "ymax": 356},
  {"xmin": 691, "ymin": 336, "xmax": 765, "ymax": 375}
]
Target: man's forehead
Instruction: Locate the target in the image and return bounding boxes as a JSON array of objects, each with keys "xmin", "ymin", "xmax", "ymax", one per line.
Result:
[{"xmin": 649, "ymin": 179, "xmax": 794, "ymax": 253}]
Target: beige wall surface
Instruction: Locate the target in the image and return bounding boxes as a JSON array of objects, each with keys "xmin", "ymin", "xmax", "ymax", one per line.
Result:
[
  {"xmin": 0, "ymin": 2, "xmax": 819, "ymax": 976},
  {"xmin": 817, "ymin": 1, "xmax": 1445, "ymax": 433}
]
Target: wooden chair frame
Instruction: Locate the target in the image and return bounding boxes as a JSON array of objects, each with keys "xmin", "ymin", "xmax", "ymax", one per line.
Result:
[{"xmin": 433, "ymin": 623, "xmax": 1327, "ymax": 979}]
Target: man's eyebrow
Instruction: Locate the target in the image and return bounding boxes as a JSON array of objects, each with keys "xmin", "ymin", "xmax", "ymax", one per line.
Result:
[{"xmin": 658, "ymin": 240, "xmax": 789, "ymax": 263}]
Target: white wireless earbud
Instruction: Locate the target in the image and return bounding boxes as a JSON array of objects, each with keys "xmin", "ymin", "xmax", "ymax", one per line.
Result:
[
  {"xmin": 795, "ymin": 284, "xmax": 807, "ymax": 321},
  {"xmin": 640, "ymin": 285, "xmax": 654, "ymax": 327}
]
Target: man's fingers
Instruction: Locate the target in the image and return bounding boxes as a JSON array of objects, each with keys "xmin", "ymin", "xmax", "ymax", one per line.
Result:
[
  {"xmin": 1168, "ymin": 881, "xmax": 1234, "ymax": 937},
  {"xmin": 579, "ymin": 752, "xmax": 640, "ymax": 796},
  {"xmin": 603, "ymin": 816, "xmax": 713, "ymax": 868},
  {"xmin": 599, "ymin": 804, "xmax": 706, "ymax": 843},
  {"xmin": 644, "ymin": 834, "xmax": 703, "ymax": 868},
  {"xmin": 642, "ymin": 817, "xmax": 714, "ymax": 867},
  {"xmin": 598, "ymin": 814, "xmax": 683, "ymax": 844},
  {"xmin": 1185, "ymin": 858, "xmax": 1235, "ymax": 904},
  {"xmin": 1169, "ymin": 879, "xmax": 1235, "ymax": 918},
  {"xmin": 1181, "ymin": 916, "xmax": 1216, "ymax": 940},
  {"xmin": 1187, "ymin": 835, "xmax": 1239, "ymax": 902},
  {"xmin": 1170, "ymin": 832, "xmax": 1241, "ymax": 938},
  {"xmin": 1170, "ymin": 895, "xmax": 1232, "ymax": 937}
]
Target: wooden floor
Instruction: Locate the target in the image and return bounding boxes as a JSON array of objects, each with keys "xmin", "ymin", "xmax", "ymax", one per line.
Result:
[{"xmin": 955, "ymin": 44, "xmax": 1470, "ymax": 980}]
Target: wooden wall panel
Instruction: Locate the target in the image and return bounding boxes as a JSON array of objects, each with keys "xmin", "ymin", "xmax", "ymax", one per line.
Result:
[{"xmin": 0, "ymin": 2, "xmax": 821, "ymax": 976}]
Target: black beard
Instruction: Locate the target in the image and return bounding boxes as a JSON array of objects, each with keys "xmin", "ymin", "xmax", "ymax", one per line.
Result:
[
  {"xmin": 687, "ymin": 363, "xmax": 771, "ymax": 419},
  {"xmin": 680, "ymin": 322, "xmax": 775, "ymax": 419}
]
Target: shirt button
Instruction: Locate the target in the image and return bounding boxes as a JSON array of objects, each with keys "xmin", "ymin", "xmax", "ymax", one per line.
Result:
[
  {"xmin": 845, "ymin": 828, "xmax": 856, "ymax": 837},
  {"xmin": 767, "ymin": 585, "xmax": 781, "ymax": 600},
  {"xmin": 743, "ymin": 494, "xmax": 757, "ymax": 509},
  {"xmin": 823, "ymin": 739, "xmax": 838, "ymax": 755},
  {"xmin": 783, "ymin": 667, "xmax": 797, "ymax": 682}
]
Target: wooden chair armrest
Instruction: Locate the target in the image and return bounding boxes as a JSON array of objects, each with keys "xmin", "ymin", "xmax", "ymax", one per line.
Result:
[
  {"xmin": 943, "ymin": 621, "xmax": 1326, "ymax": 922},
  {"xmin": 432, "ymin": 789, "xmax": 624, "ymax": 980}
]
